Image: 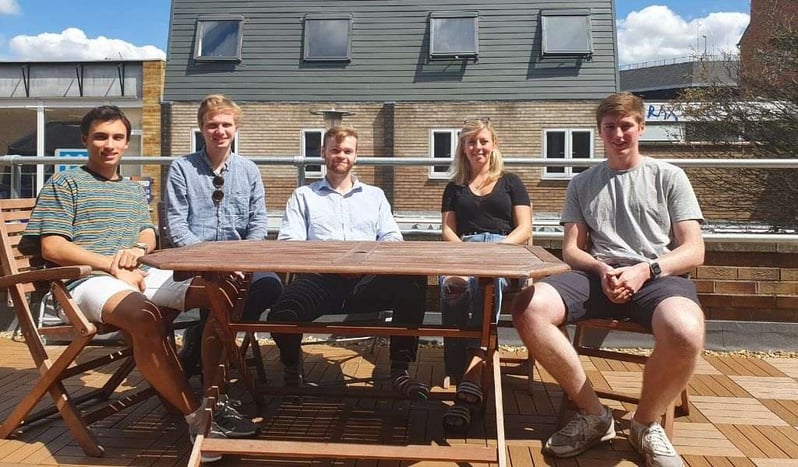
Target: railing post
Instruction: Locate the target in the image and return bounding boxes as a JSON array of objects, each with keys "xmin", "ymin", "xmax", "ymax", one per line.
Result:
[{"xmin": 10, "ymin": 157, "xmax": 21, "ymax": 199}]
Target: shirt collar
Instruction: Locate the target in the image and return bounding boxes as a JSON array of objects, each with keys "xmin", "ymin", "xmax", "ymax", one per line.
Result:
[{"xmin": 201, "ymin": 148, "xmax": 234, "ymax": 175}]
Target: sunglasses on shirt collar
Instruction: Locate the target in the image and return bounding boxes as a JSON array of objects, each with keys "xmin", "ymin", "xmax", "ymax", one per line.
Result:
[{"xmin": 212, "ymin": 174, "xmax": 224, "ymax": 205}]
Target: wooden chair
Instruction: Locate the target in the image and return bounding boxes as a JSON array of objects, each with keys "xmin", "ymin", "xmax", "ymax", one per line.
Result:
[
  {"xmin": 566, "ymin": 318, "xmax": 690, "ymax": 438},
  {"xmin": 0, "ymin": 198, "xmax": 174, "ymax": 457}
]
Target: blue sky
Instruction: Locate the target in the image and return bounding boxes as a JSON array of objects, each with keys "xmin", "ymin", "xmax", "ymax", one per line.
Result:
[{"xmin": 0, "ymin": 0, "xmax": 750, "ymax": 66}]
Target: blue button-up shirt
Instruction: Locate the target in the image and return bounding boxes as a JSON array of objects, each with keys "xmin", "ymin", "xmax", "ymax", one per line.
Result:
[
  {"xmin": 278, "ymin": 177, "xmax": 402, "ymax": 242},
  {"xmin": 165, "ymin": 150, "xmax": 268, "ymax": 246}
]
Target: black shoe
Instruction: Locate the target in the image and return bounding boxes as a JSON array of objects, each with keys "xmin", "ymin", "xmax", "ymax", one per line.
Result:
[{"xmin": 179, "ymin": 323, "xmax": 203, "ymax": 380}]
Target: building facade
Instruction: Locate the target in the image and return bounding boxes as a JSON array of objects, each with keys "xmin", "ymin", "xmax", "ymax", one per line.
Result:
[
  {"xmin": 162, "ymin": 0, "xmax": 619, "ymax": 217},
  {"xmin": 0, "ymin": 60, "xmax": 165, "ymax": 204}
]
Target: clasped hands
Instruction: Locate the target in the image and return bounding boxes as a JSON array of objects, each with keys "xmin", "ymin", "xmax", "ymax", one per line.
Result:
[
  {"xmin": 110, "ymin": 247, "xmax": 149, "ymax": 291},
  {"xmin": 601, "ymin": 262, "xmax": 651, "ymax": 304}
]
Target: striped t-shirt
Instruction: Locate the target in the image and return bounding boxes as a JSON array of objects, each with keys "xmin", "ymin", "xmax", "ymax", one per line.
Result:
[{"xmin": 24, "ymin": 166, "xmax": 154, "ymax": 258}]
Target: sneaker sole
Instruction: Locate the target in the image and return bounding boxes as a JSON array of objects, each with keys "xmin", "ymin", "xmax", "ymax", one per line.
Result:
[
  {"xmin": 543, "ymin": 429, "xmax": 617, "ymax": 458},
  {"xmin": 201, "ymin": 454, "xmax": 223, "ymax": 463},
  {"xmin": 217, "ymin": 427, "xmax": 259, "ymax": 439}
]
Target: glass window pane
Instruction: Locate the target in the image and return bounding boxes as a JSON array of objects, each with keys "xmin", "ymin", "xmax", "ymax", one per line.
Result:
[
  {"xmin": 305, "ymin": 18, "xmax": 351, "ymax": 61},
  {"xmin": 303, "ymin": 130, "xmax": 323, "ymax": 174},
  {"xmin": 1, "ymin": 109, "xmax": 40, "ymax": 198},
  {"xmin": 195, "ymin": 19, "xmax": 242, "ymax": 60},
  {"xmin": 545, "ymin": 131, "xmax": 565, "ymax": 174},
  {"xmin": 431, "ymin": 16, "xmax": 477, "ymax": 56},
  {"xmin": 542, "ymin": 11, "xmax": 592, "ymax": 55},
  {"xmin": 572, "ymin": 131, "xmax": 591, "ymax": 174},
  {"xmin": 432, "ymin": 131, "xmax": 453, "ymax": 174},
  {"xmin": 572, "ymin": 131, "xmax": 591, "ymax": 158}
]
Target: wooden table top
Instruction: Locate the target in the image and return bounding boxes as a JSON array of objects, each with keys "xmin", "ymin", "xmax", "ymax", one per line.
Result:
[{"xmin": 141, "ymin": 240, "xmax": 569, "ymax": 280}]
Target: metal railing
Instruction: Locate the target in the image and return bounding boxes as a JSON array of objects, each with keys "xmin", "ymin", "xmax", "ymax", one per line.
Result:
[{"xmin": 2, "ymin": 154, "xmax": 797, "ymax": 243}]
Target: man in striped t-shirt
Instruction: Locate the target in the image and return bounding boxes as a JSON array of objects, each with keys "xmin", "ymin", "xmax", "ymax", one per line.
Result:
[{"xmin": 23, "ymin": 106, "xmax": 227, "ymax": 463}]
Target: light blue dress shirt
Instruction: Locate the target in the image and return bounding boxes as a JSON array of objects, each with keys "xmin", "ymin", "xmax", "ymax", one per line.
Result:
[
  {"xmin": 277, "ymin": 177, "xmax": 402, "ymax": 242},
  {"xmin": 165, "ymin": 150, "xmax": 268, "ymax": 246}
]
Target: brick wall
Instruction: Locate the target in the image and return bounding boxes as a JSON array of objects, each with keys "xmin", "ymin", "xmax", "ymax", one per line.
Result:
[
  {"xmin": 141, "ymin": 60, "xmax": 164, "ymax": 219},
  {"xmin": 534, "ymin": 239, "xmax": 798, "ymax": 323},
  {"xmin": 161, "ymin": 100, "xmax": 599, "ymax": 214},
  {"xmin": 695, "ymin": 242, "xmax": 798, "ymax": 322}
]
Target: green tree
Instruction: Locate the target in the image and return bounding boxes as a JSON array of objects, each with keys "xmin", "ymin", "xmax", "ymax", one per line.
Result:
[{"xmin": 673, "ymin": 6, "xmax": 797, "ymax": 231}]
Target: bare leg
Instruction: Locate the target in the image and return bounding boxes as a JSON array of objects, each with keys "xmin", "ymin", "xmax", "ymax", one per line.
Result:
[
  {"xmin": 634, "ymin": 297, "xmax": 704, "ymax": 424},
  {"xmin": 511, "ymin": 283, "xmax": 604, "ymax": 416},
  {"xmin": 102, "ymin": 291, "xmax": 199, "ymax": 415}
]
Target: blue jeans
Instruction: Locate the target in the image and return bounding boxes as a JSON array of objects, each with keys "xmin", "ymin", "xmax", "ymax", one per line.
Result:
[{"xmin": 440, "ymin": 232, "xmax": 509, "ymax": 380}]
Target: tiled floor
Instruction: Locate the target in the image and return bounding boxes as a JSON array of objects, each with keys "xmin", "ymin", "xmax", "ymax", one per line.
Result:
[{"xmin": 0, "ymin": 337, "xmax": 796, "ymax": 466}]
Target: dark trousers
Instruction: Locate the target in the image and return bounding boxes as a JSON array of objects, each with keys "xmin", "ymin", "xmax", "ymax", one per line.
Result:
[{"xmin": 267, "ymin": 273, "xmax": 427, "ymax": 367}]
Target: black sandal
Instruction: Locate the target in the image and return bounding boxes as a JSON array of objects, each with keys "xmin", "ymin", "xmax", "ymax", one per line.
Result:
[
  {"xmin": 443, "ymin": 381, "xmax": 485, "ymax": 433},
  {"xmin": 392, "ymin": 372, "xmax": 430, "ymax": 400}
]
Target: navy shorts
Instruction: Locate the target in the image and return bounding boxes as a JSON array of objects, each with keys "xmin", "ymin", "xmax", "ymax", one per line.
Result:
[{"xmin": 540, "ymin": 270, "xmax": 700, "ymax": 330}]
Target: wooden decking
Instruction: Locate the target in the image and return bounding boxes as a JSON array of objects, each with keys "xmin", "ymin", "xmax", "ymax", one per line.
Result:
[{"xmin": 0, "ymin": 336, "xmax": 797, "ymax": 466}]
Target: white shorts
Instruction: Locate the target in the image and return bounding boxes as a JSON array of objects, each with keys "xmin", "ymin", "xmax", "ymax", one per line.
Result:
[{"xmin": 70, "ymin": 268, "xmax": 192, "ymax": 323}]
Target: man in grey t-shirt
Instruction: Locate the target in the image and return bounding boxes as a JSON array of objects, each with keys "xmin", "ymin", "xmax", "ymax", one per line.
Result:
[{"xmin": 512, "ymin": 93, "xmax": 704, "ymax": 467}]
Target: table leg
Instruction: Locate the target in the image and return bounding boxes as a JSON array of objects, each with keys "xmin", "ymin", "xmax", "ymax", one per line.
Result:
[
  {"xmin": 478, "ymin": 279, "xmax": 507, "ymax": 467},
  {"xmin": 203, "ymin": 273, "xmax": 263, "ymax": 405}
]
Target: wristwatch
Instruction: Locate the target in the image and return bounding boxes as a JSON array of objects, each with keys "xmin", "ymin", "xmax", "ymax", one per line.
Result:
[
  {"xmin": 649, "ymin": 261, "xmax": 662, "ymax": 279},
  {"xmin": 131, "ymin": 242, "xmax": 149, "ymax": 254}
]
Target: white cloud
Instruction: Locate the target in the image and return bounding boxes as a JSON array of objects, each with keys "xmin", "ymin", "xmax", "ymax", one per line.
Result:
[
  {"xmin": 617, "ymin": 5, "xmax": 749, "ymax": 66},
  {"xmin": 8, "ymin": 27, "xmax": 165, "ymax": 60},
  {"xmin": 0, "ymin": 0, "xmax": 20, "ymax": 15}
]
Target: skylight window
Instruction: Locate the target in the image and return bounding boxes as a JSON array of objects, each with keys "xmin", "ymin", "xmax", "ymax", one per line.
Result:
[
  {"xmin": 541, "ymin": 9, "xmax": 592, "ymax": 57},
  {"xmin": 194, "ymin": 15, "xmax": 244, "ymax": 61}
]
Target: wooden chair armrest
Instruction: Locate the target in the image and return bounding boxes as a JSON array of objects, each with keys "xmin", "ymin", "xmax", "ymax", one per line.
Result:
[{"xmin": 0, "ymin": 265, "xmax": 93, "ymax": 289}]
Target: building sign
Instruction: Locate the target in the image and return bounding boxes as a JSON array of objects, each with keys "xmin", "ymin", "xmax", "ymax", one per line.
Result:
[
  {"xmin": 126, "ymin": 176, "xmax": 154, "ymax": 204},
  {"xmin": 54, "ymin": 148, "xmax": 88, "ymax": 172}
]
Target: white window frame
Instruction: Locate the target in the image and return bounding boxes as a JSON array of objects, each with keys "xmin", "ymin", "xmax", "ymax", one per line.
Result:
[
  {"xmin": 191, "ymin": 128, "xmax": 239, "ymax": 154},
  {"xmin": 303, "ymin": 14, "xmax": 352, "ymax": 62},
  {"xmin": 193, "ymin": 15, "xmax": 244, "ymax": 62},
  {"xmin": 429, "ymin": 128, "xmax": 460, "ymax": 180},
  {"xmin": 429, "ymin": 12, "xmax": 479, "ymax": 60},
  {"xmin": 542, "ymin": 128, "xmax": 594, "ymax": 179},
  {"xmin": 301, "ymin": 128, "xmax": 326, "ymax": 179}
]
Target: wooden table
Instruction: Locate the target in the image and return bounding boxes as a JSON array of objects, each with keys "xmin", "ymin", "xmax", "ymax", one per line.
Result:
[{"xmin": 141, "ymin": 240, "xmax": 568, "ymax": 466}]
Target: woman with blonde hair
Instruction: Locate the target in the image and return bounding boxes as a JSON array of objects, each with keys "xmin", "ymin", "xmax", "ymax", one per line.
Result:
[{"xmin": 440, "ymin": 118, "xmax": 532, "ymax": 432}]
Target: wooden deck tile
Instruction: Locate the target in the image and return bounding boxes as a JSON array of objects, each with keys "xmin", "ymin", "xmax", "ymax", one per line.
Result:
[
  {"xmin": 1, "ymin": 339, "xmax": 798, "ymax": 465},
  {"xmin": 691, "ymin": 395, "xmax": 789, "ymax": 426},
  {"xmin": 730, "ymin": 376, "xmax": 798, "ymax": 400},
  {"xmin": 764, "ymin": 359, "xmax": 798, "ymax": 379}
]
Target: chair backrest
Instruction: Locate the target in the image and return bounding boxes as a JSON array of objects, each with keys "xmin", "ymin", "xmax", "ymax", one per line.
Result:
[{"xmin": 0, "ymin": 198, "xmax": 42, "ymax": 296}]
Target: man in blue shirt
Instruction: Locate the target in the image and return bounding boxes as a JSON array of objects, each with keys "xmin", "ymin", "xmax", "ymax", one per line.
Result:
[
  {"xmin": 268, "ymin": 126, "xmax": 429, "ymax": 399},
  {"xmin": 165, "ymin": 95, "xmax": 283, "ymax": 438}
]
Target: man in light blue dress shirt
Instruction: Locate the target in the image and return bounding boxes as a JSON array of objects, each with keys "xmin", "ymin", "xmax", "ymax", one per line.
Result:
[
  {"xmin": 165, "ymin": 95, "xmax": 283, "ymax": 441},
  {"xmin": 267, "ymin": 126, "xmax": 429, "ymax": 400}
]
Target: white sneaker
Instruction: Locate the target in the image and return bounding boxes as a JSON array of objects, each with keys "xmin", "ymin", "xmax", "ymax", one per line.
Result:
[
  {"xmin": 629, "ymin": 420, "xmax": 683, "ymax": 467},
  {"xmin": 543, "ymin": 405, "xmax": 615, "ymax": 457}
]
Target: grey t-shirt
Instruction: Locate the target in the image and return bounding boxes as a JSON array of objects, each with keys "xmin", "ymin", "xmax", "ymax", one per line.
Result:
[{"xmin": 561, "ymin": 156, "xmax": 704, "ymax": 265}]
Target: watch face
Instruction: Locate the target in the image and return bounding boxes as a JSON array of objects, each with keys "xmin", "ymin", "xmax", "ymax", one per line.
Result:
[{"xmin": 650, "ymin": 262, "xmax": 661, "ymax": 277}]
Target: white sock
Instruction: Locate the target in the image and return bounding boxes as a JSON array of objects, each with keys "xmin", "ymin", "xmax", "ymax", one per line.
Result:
[{"xmin": 184, "ymin": 398, "xmax": 208, "ymax": 426}]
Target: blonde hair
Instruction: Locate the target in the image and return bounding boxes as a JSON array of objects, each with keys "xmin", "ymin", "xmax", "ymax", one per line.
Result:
[
  {"xmin": 595, "ymin": 92, "xmax": 645, "ymax": 128},
  {"xmin": 450, "ymin": 118, "xmax": 504, "ymax": 186},
  {"xmin": 197, "ymin": 94, "xmax": 242, "ymax": 127}
]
